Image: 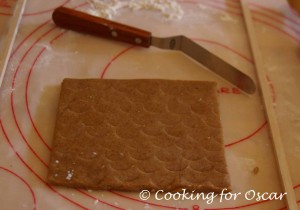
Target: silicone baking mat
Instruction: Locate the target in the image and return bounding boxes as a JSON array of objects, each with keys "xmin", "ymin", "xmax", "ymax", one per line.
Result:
[{"xmin": 0, "ymin": 0, "xmax": 299, "ymax": 209}]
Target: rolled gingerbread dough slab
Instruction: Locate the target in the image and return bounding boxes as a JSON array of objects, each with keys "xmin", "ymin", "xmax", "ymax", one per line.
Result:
[{"xmin": 48, "ymin": 79, "xmax": 231, "ymax": 193}]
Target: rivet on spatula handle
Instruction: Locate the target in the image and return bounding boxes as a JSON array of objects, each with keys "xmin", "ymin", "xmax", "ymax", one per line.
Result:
[{"xmin": 52, "ymin": 7, "xmax": 152, "ymax": 47}]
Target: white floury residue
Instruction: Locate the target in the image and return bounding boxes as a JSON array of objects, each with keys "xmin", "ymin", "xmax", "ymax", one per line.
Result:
[
  {"xmin": 66, "ymin": 169, "xmax": 74, "ymax": 180},
  {"xmin": 198, "ymin": 3, "xmax": 208, "ymax": 11},
  {"xmin": 128, "ymin": 0, "xmax": 184, "ymax": 20},
  {"xmin": 86, "ymin": 0, "xmax": 125, "ymax": 19},
  {"xmin": 87, "ymin": 0, "xmax": 184, "ymax": 20}
]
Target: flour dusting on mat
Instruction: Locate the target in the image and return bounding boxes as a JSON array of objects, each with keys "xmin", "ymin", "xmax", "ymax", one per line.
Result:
[
  {"xmin": 86, "ymin": 0, "xmax": 184, "ymax": 20},
  {"xmin": 86, "ymin": 0, "xmax": 124, "ymax": 19}
]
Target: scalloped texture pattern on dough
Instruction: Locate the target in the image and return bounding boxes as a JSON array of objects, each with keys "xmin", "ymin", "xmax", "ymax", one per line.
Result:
[{"xmin": 48, "ymin": 79, "xmax": 230, "ymax": 193}]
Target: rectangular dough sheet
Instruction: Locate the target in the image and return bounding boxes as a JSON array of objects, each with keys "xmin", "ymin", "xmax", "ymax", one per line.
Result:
[{"xmin": 48, "ymin": 79, "xmax": 231, "ymax": 193}]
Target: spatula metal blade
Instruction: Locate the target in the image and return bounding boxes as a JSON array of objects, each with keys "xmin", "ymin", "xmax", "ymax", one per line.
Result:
[{"xmin": 151, "ymin": 36, "xmax": 256, "ymax": 94}]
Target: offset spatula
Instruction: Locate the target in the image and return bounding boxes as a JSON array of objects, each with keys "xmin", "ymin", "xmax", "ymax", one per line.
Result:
[{"xmin": 52, "ymin": 7, "xmax": 256, "ymax": 94}]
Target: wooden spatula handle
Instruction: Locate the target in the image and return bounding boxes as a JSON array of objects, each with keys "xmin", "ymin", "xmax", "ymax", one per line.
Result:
[{"xmin": 52, "ymin": 7, "xmax": 152, "ymax": 47}]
